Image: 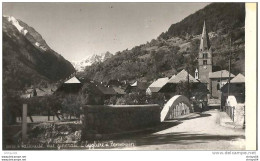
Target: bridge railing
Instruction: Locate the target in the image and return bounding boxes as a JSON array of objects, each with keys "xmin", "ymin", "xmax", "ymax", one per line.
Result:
[{"xmin": 223, "ymin": 106, "xmax": 235, "ymax": 121}]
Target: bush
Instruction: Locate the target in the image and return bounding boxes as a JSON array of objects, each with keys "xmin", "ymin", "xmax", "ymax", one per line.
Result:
[
  {"xmin": 104, "ymin": 92, "xmax": 167, "ymax": 106},
  {"xmin": 104, "ymin": 96, "xmax": 117, "ymax": 105}
]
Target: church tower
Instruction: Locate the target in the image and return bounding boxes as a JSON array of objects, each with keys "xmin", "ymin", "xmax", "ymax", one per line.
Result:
[{"xmin": 198, "ymin": 21, "xmax": 212, "ymax": 85}]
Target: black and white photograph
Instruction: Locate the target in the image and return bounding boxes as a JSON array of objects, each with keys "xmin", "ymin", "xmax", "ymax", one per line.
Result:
[{"xmin": 1, "ymin": 2, "xmax": 257, "ymax": 156}]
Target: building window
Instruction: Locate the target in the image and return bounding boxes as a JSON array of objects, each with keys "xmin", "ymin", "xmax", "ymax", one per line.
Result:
[
  {"xmin": 203, "ymin": 60, "xmax": 207, "ymax": 65},
  {"xmin": 217, "ymin": 83, "xmax": 220, "ymax": 90},
  {"xmin": 203, "ymin": 53, "xmax": 208, "ymax": 59}
]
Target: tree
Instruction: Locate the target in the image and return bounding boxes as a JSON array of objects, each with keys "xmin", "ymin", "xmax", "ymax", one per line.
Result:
[{"xmin": 61, "ymin": 94, "xmax": 82, "ymax": 119}]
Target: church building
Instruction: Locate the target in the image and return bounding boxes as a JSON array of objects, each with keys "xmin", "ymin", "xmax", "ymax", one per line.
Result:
[{"xmin": 196, "ymin": 21, "xmax": 234, "ymax": 99}]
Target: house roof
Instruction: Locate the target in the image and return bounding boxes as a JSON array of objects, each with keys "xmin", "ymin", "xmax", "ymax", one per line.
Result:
[
  {"xmin": 148, "ymin": 77, "xmax": 169, "ymax": 93},
  {"xmin": 25, "ymin": 88, "xmax": 34, "ymax": 93},
  {"xmin": 64, "ymin": 76, "xmax": 81, "ymax": 84},
  {"xmin": 22, "ymin": 87, "xmax": 55, "ymax": 97},
  {"xmin": 131, "ymin": 81, "xmax": 138, "ymax": 86},
  {"xmin": 95, "ymin": 84, "xmax": 117, "ymax": 95},
  {"xmin": 112, "ymin": 87, "xmax": 126, "ymax": 95},
  {"xmin": 35, "ymin": 88, "xmax": 49, "ymax": 97},
  {"xmin": 170, "ymin": 75, "xmax": 176, "ymax": 80},
  {"xmin": 230, "ymin": 73, "xmax": 245, "ymax": 83},
  {"xmin": 21, "ymin": 93, "xmax": 31, "ymax": 99},
  {"xmin": 168, "ymin": 69, "xmax": 198, "ymax": 83},
  {"xmin": 148, "ymin": 87, "xmax": 162, "ymax": 93},
  {"xmin": 149, "ymin": 77, "xmax": 169, "ymax": 88},
  {"xmin": 107, "ymin": 79, "xmax": 122, "ymax": 87},
  {"xmin": 209, "ymin": 70, "xmax": 235, "ymax": 79},
  {"xmin": 130, "ymin": 81, "xmax": 149, "ymax": 90}
]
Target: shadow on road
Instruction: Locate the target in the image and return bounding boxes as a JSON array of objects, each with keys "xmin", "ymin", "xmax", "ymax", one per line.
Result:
[
  {"xmin": 171, "ymin": 113, "xmax": 211, "ymax": 121},
  {"xmin": 133, "ymin": 132, "xmax": 245, "ymax": 147},
  {"xmin": 114, "ymin": 121, "xmax": 183, "ymax": 140},
  {"xmin": 143, "ymin": 121, "xmax": 183, "ymax": 134}
]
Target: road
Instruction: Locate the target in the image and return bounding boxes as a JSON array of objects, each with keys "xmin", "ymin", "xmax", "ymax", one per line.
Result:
[{"xmin": 115, "ymin": 109, "xmax": 245, "ymax": 150}]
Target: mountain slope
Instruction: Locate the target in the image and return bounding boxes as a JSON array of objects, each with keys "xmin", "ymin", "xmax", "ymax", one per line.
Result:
[
  {"xmin": 81, "ymin": 3, "xmax": 245, "ymax": 83},
  {"xmin": 3, "ymin": 16, "xmax": 75, "ymax": 91},
  {"xmin": 159, "ymin": 3, "xmax": 245, "ymax": 39}
]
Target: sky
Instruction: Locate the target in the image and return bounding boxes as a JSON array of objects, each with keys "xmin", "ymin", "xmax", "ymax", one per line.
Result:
[{"xmin": 3, "ymin": 2, "xmax": 210, "ymax": 62}]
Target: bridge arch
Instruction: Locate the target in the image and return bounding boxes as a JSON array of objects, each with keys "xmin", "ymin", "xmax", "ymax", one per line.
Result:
[{"xmin": 160, "ymin": 95, "xmax": 193, "ymax": 122}]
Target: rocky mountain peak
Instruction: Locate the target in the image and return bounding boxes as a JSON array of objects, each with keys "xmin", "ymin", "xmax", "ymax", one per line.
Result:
[{"xmin": 72, "ymin": 52, "xmax": 113, "ymax": 72}]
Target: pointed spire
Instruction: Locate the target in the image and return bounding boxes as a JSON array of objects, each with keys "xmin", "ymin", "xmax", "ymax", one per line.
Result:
[{"xmin": 200, "ymin": 20, "xmax": 211, "ymax": 51}]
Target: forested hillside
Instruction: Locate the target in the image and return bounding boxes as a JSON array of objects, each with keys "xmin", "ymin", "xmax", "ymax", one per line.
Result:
[{"xmin": 81, "ymin": 3, "xmax": 245, "ymax": 83}]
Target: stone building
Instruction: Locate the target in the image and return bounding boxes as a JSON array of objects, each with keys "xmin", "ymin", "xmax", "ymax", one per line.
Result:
[{"xmin": 196, "ymin": 21, "xmax": 235, "ymax": 100}]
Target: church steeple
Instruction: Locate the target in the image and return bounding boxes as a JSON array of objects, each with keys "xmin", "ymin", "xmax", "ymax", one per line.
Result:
[
  {"xmin": 197, "ymin": 20, "xmax": 212, "ymax": 85},
  {"xmin": 200, "ymin": 21, "xmax": 211, "ymax": 51}
]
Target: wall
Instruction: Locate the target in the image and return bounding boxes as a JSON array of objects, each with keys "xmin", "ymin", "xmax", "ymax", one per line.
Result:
[
  {"xmin": 234, "ymin": 103, "xmax": 245, "ymax": 126},
  {"xmin": 81, "ymin": 104, "xmax": 161, "ymax": 140},
  {"xmin": 161, "ymin": 95, "xmax": 193, "ymax": 121},
  {"xmin": 211, "ymin": 78, "xmax": 229, "ymax": 99}
]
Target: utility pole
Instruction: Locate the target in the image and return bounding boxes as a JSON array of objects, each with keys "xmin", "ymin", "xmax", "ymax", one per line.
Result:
[
  {"xmin": 228, "ymin": 38, "xmax": 232, "ymax": 96},
  {"xmin": 22, "ymin": 104, "xmax": 28, "ymax": 143},
  {"xmin": 187, "ymin": 66, "xmax": 190, "ymax": 101}
]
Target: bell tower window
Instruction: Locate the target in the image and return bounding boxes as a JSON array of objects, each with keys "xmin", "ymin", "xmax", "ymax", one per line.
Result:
[
  {"xmin": 203, "ymin": 60, "xmax": 207, "ymax": 65},
  {"xmin": 203, "ymin": 53, "xmax": 208, "ymax": 59}
]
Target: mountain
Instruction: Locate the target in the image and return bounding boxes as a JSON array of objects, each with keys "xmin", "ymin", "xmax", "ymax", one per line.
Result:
[
  {"xmin": 3, "ymin": 15, "xmax": 75, "ymax": 92},
  {"xmin": 81, "ymin": 3, "xmax": 245, "ymax": 83},
  {"xmin": 71, "ymin": 51, "xmax": 113, "ymax": 72},
  {"xmin": 159, "ymin": 3, "xmax": 245, "ymax": 39}
]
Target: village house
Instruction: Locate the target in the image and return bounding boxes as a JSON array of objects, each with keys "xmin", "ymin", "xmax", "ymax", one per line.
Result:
[
  {"xmin": 106, "ymin": 79, "xmax": 126, "ymax": 96},
  {"xmin": 159, "ymin": 69, "xmax": 199, "ymax": 94},
  {"xmin": 158, "ymin": 69, "xmax": 208, "ymax": 101},
  {"xmin": 21, "ymin": 86, "xmax": 57, "ymax": 98},
  {"xmin": 55, "ymin": 76, "xmax": 83, "ymax": 94},
  {"xmin": 125, "ymin": 81, "xmax": 149, "ymax": 93},
  {"xmin": 209, "ymin": 70, "xmax": 235, "ymax": 99},
  {"xmin": 146, "ymin": 77, "xmax": 169, "ymax": 95},
  {"xmin": 95, "ymin": 83, "xmax": 117, "ymax": 99},
  {"xmin": 55, "ymin": 76, "xmax": 121, "ymax": 101},
  {"xmin": 221, "ymin": 73, "xmax": 245, "ymax": 104},
  {"xmin": 106, "ymin": 79, "xmax": 123, "ymax": 87},
  {"xmin": 112, "ymin": 86, "xmax": 126, "ymax": 96}
]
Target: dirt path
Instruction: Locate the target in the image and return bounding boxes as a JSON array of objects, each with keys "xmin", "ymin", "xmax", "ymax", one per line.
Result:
[{"xmin": 118, "ymin": 109, "xmax": 245, "ymax": 150}]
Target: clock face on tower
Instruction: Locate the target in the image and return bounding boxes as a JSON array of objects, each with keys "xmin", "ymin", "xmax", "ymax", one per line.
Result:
[{"xmin": 203, "ymin": 66, "xmax": 207, "ymax": 69}]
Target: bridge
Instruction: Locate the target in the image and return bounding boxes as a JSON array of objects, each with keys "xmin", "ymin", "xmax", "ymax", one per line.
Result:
[{"xmin": 160, "ymin": 95, "xmax": 193, "ymax": 122}]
